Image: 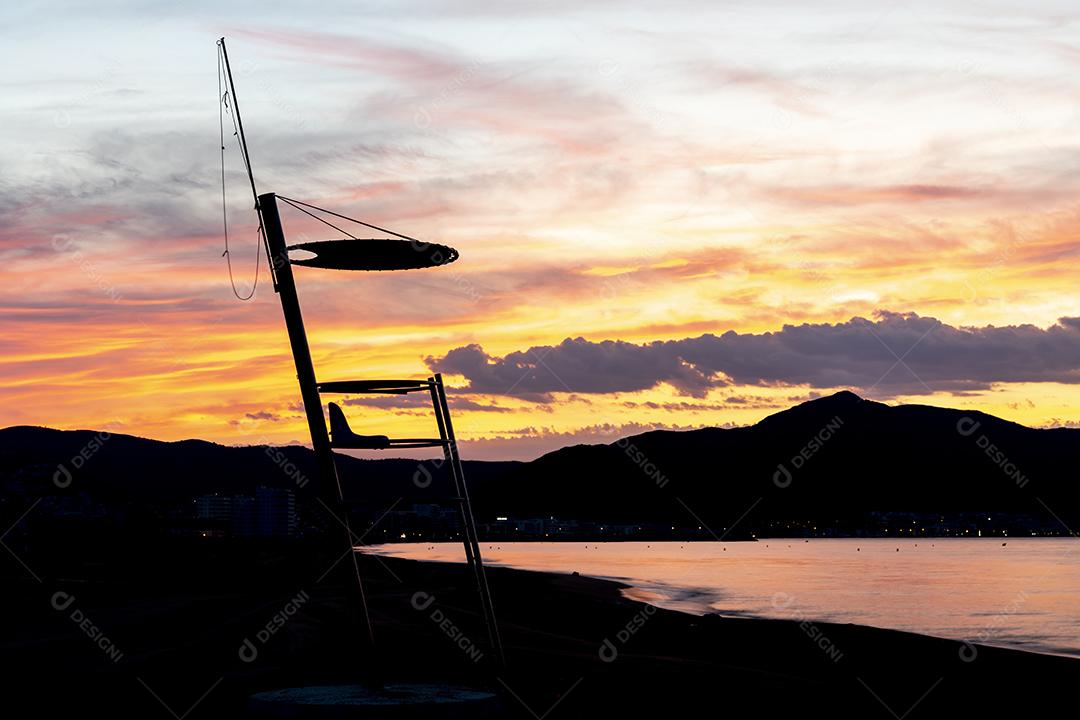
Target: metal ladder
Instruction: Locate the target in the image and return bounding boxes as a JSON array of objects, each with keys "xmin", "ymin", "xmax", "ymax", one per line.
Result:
[{"xmin": 322, "ymin": 375, "xmax": 505, "ymax": 667}]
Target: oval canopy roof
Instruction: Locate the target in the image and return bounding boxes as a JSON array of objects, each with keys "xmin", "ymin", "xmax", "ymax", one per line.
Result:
[{"xmin": 287, "ymin": 238, "xmax": 459, "ymax": 271}]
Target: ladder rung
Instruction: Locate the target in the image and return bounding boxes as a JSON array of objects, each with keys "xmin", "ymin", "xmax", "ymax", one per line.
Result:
[
  {"xmin": 319, "ymin": 379, "xmax": 434, "ymax": 394},
  {"xmin": 388, "ymin": 438, "xmax": 449, "ymax": 448}
]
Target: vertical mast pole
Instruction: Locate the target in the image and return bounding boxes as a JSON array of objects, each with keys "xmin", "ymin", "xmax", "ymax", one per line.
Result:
[
  {"xmin": 219, "ymin": 37, "xmax": 259, "ymax": 208},
  {"xmin": 219, "ymin": 36, "xmax": 377, "ymax": 681},
  {"xmin": 218, "ymin": 37, "xmax": 276, "ymax": 287},
  {"xmin": 259, "ymin": 195, "xmax": 334, "ymax": 477},
  {"xmin": 260, "ymin": 192, "xmax": 378, "ymax": 676}
]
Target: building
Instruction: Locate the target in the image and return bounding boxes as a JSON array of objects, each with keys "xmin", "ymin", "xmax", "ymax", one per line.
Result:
[{"xmin": 193, "ymin": 486, "xmax": 297, "ymax": 538}]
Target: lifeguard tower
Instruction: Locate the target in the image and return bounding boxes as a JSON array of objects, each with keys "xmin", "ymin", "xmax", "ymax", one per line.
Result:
[{"xmin": 218, "ymin": 37, "xmax": 503, "ymax": 717}]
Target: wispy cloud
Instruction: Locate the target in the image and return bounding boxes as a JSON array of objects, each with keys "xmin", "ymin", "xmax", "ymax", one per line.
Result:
[{"xmin": 2, "ymin": 2, "xmax": 1079, "ymax": 457}]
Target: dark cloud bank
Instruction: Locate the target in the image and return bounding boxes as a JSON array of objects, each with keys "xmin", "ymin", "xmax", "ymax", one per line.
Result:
[{"xmin": 425, "ymin": 312, "xmax": 1080, "ymax": 400}]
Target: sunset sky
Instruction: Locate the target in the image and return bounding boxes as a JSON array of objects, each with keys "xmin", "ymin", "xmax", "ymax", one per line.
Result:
[{"xmin": 2, "ymin": 1, "xmax": 1079, "ymax": 459}]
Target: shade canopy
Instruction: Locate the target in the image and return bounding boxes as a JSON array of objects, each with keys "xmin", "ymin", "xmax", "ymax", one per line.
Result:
[{"xmin": 288, "ymin": 238, "xmax": 459, "ymax": 271}]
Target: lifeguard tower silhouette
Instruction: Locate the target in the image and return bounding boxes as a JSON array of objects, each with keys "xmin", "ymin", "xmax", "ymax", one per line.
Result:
[
  {"xmin": 261, "ymin": 196, "xmax": 502, "ymax": 662},
  {"xmin": 218, "ymin": 38, "xmax": 503, "ymax": 713}
]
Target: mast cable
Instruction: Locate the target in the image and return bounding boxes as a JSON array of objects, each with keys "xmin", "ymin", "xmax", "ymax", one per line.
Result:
[
  {"xmin": 278, "ymin": 196, "xmax": 360, "ymax": 240},
  {"xmin": 277, "ymin": 195, "xmax": 423, "ymax": 243}
]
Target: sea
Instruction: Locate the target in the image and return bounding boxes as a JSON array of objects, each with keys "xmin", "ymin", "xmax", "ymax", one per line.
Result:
[{"xmin": 368, "ymin": 538, "xmax": 1080, "ymax": 658}]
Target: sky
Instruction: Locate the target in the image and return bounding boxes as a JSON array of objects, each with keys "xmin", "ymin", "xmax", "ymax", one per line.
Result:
[{"xmin": 2, "ymin": 1, "xmax": 1079, "ymax": 460}]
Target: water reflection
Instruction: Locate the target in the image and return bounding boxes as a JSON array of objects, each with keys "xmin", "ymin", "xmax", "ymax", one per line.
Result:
[{"xmin": 368, "ymin": 538, "xmax": 1080, "ymax": 658}]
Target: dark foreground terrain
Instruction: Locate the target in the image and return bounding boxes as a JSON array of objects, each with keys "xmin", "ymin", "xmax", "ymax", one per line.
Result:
[{"xmin": 1, "ymin": 540, "xmax": 1076, "ymax": 718}]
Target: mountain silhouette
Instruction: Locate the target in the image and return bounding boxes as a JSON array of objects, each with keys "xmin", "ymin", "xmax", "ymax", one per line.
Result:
[
  {"xmin": 2, "ymin": 392, "xmax": 1076, "ymax": 536},
  {"xmin": 484, "ymin": 391, "xmax": 1075, "ymax": 532}
]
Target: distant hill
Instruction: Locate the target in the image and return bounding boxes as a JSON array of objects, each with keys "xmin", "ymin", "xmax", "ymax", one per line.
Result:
[
  {"xmin": 481, "ymin": 391, "xmax": 1079, "ymax": 533},
  {"xmin": 2, "ymin": 392, "xmax": 1077, "ymax": 537},
  {"xmin": 0, "ymin": 424, "xmax": 516, "ymax": 506}
]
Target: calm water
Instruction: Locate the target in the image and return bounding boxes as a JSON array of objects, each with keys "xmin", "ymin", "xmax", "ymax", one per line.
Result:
[{"xmin": 368, "ymin": 538, "xmax": 1080, "ymax": 658}]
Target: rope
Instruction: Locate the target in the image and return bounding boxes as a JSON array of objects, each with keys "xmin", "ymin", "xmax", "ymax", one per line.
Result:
[
  {"xmin": 218, "ymin": 41, "xmax": 261, "ymax": 301},
  {"xmin": 277, "ymin": 195, "xmax": 422, "ymax": 243}
]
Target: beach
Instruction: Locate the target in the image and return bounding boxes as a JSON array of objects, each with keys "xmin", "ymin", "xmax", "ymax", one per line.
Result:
[{"xmin": 3, "ymin": 542, "xmax": 1078, "ymax": 717}]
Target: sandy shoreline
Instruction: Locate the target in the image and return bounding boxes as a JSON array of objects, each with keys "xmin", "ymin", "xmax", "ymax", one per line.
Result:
[
  {"xmin": 3, "ymin": 544, "xmax": 1077, "ymax": 717},
  {"xmin": 369, "ymin": 538, "xmax": 1080, "ymax": 661},
  {"xmin": 391, "ymin": 554, "xmax": 1080, "ymax": 710}
]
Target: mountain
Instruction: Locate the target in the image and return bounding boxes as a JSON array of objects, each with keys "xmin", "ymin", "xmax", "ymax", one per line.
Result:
[
  {"xmin": 477, "ymin": 391, "xmax": 1078, "ymax": 533},
  {"xmin": 0, "ymin": 425, "xmax": 517, "ymax": 503},
  {"xmin": 2, "ymin": 392, "xmax": 1077, "ymax": 538},
  {"xmin": 0, "ymin": 426, "xmax": 517, "ymax": 544}
]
